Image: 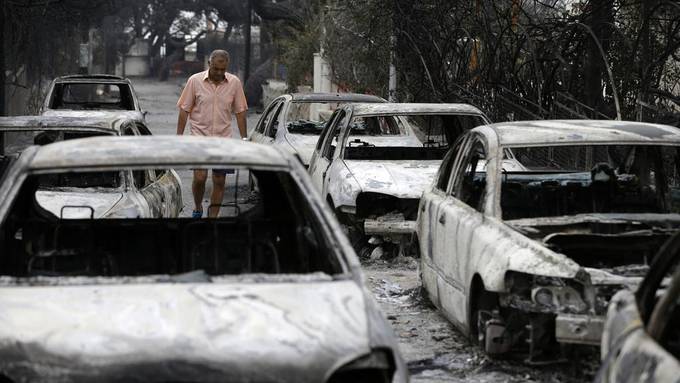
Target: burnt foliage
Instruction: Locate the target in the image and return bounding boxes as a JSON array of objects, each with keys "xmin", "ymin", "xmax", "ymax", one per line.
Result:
[{"xmin": 324, "ymin": 0, "xmax": 680, "ymax": 124}]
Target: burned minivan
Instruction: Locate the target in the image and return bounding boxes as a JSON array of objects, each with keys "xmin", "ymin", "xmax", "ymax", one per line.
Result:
[
  {"xmin": 0, "ymin": 136, "xmax": 407, "ymax": 382},
  {"xmin": 417, "ymin": 120, "xmax": 680, "ymax": 361}
]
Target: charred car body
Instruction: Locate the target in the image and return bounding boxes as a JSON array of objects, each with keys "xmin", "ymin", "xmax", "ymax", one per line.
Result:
[
  {"xmin": 41, "ymin": 74, "xmax": 146, "ymax": 122},
  {"xmin": 0, "ymin": 115, "xmax": 181, "ymax": 219},
  {"xmin": 596, "ymin": 231, "xmax": 680, "ymax": 383},
  {"xmin": 250, "ymin": 93, "xmax": 385, "ymax": 167},
  {"xmin": 417, "ymin": 120, "xmax": 680, "ymax": 361},
  {"xmin": 308, "ymin": 103, "xmax": 489, "ymax": 255},
  {"xmin": 0, "ymin": 136, "xmax": 407, "ymax": 382}
]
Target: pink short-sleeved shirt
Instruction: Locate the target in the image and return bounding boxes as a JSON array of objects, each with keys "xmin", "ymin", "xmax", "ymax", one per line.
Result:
[{"xmin": 177, "ymin": 70, "xmax": 248, "ymax": 138}]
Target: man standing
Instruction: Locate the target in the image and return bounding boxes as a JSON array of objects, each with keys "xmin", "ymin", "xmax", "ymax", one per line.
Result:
[{"xmin": 177, "ymin": 49, "xmax": 248, "ymax": 218}]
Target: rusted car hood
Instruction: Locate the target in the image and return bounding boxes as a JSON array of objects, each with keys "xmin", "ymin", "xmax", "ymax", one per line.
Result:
[
  {"xmin": 35, "ymin": 189, "xmax": 123, "ymax": 218},
  {"xmin": 0, "ymin": 280, "xmax": 371, "ymax": 382},
  {"xmin": 345, "ymin": 160, "xmax": 440, "ymax": 199},
  {"xmin": 284, "ymin": 133, "xmax": 319, "ymax": 165}
]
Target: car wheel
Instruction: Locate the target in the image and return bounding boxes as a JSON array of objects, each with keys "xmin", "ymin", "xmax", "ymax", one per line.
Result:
[
  {"xmin": 469, "ymin": 278, "xmax": 508, "ymax": 356},
  {"xmin": 402, "ymin": 235, "xmax": 420, "ymax": 258}
]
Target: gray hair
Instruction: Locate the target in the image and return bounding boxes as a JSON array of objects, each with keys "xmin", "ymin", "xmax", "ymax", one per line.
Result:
[{"xmin": 209, "ymin": 49, "xmax": 230, "ymax": 63}]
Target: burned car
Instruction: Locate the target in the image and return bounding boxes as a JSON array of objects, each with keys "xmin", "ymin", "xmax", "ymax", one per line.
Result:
[
  {"xmin": 0, "ymin": 136, "xmax": 408, "ymax": 382},
  {"xmin": 308, "ymin": 103, "xmax": 489, "ymax": 255},
  {"xmin": 417, "ymin": 120, "xmax": 680, "ymax": 361},
  {"xmin": 249, "ymin": 93, "xmax": 385, "ymax": 167},
  {"xmin": 41, "ymin": 74, "xmax": 146, "ymax": 122},
  {"xmin": 596, "ymin": 231, "xmax": 680, "ymax": 383},
  {"xmin": 0, "ymin": 115, "xmax": 181, "ymax": 218}
]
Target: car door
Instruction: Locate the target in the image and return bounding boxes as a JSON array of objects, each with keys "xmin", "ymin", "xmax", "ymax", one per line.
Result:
[
  {"xmin": 121, "ymin": 122, "xmax": 164, "ymax": 217},
  {"xmin": 135, "ymin": 122, "xmax": 181, "ymax": 216},
  {"xmin": 264, "ymin": 102, "xmax": 286, "ymax": 143},
  {"xmin": 130, "ymin": 168, "xmax": 164, "ymax": 217},
  {"xmin": 308, "ymin": 109, "xmax": 339, "ymax": 176},
  {"xmin": 308, "ymin": 109, "xmax": 347, "ymax": 193},
  {"xmin": 419, "ymin": 137, "xmax": 466, "ymax": 307},
  {"xmin": 251, "ymin": 99, "xmax": 283, "ymax": 144},
  {"xmin": 435, "ymin": 134, "xmax": 490, "ymax": 327},
  {"xmin": 149, "ymin": 168, "xmax": 183, "ymax": 217}
]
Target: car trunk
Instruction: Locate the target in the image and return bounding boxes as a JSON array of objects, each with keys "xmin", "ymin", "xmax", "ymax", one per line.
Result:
[{"xmin": 35, "ymin": 189, "xmax": 123, "ymax": 218}]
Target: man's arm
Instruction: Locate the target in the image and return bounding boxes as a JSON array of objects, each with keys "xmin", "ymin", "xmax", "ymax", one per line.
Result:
[
  {"xmin": 236, "ymin": 111, "xmax": 248, "ymax": 139},
  {"xmin": 177, "ymin": 109, "xmax": 189, "ymax": 135}
]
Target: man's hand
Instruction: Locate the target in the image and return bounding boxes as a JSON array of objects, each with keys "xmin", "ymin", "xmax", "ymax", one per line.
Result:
[
  {"xmin": 236, "ymin": 111, "xmax": 248, "ymax": 140},
  {"xmin": 177, "ymin": 109, "xmax": 189, "ymax": 135}
]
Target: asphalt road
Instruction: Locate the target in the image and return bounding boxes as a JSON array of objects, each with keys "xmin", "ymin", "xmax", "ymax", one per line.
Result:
[{"xmin": 132, "ymin": 77, "xmax": 598, "ymax": 382}]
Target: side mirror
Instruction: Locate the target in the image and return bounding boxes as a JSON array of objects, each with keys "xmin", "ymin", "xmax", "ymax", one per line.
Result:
[{"xmin": 142, "ymin": 110, "xmax": 148, "ymax": 117}]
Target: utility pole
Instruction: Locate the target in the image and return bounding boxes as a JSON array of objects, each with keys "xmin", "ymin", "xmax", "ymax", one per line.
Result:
[
  {"xmin": 244, "ymin": 0, "xmax": 252, "ymax": 83},
  {"xmin": 388, "ymin": 0, "xmax": 397, "ymax": 101}
]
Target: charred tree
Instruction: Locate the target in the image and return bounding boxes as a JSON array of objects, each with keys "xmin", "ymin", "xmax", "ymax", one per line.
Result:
[{"xmin": 582, "ymin": 0, "xmax": 614, "ymax": 116}]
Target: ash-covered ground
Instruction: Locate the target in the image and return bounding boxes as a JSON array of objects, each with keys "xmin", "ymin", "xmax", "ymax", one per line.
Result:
[{"xmin": 363, "ymin": 256, "xmax": 599, "ymax": 383}]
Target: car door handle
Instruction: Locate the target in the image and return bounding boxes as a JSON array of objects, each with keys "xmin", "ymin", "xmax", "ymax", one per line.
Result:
[{"xmin": 439, "ymin": 214, "xmax": 446, "ymax": 224}]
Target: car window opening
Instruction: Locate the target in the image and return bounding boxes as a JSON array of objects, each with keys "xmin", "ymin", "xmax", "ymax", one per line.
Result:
[
  {"xmin": 286, "ymin": 101, "xmax": 340, "ymax": 135},
  {"xmin": 0, "ymin": 169, "xmax": 343, "ymax": 279},
  {"xmin": 51, "ymin": 83, "xmax": 135, "ymax": 111},
  {"xmin": 502, "ymin": 145, "xmax": 680, "ymax": 220},
  {"xmin": 343, "ymin": 114, "xmax": 487, "ymax": 161}
]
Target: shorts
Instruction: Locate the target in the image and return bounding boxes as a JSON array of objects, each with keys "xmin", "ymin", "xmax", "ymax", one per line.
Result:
[
  {"xmin": 193, "ymin": 168, "xmax": 235, "ymax": 175},
  {"xmin": 211, "ymin": 168, "xmax": 235, "ymax": 176}
]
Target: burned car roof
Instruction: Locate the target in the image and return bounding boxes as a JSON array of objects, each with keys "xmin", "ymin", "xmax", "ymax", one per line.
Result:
[
  {"xmin": 486, "ymin": 120, "xmax": 680, "ymax": 146},
  {"xmin": 28, "ymin": 136, "xmax": 290, "ymax": 170},
  {"xmin": 54, "ymin": 74, "xmax": 128, "ymax": 82},
  {"xmin": 0, "ymin": 115, "xmax": 123, "ymax": 133},
  {"xmin": 348, "ymin": 102, "xmax": 487, "ymax": 116},
  {"xmin": 288, "ymin": 92, "xmax": 386, "ymax": 102}
]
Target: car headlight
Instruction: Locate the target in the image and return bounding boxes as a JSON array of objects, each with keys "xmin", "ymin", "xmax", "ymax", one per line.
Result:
[
  {"xmin": 531, "ymin": 285, "xmax": 587, "ymax": 312},
  {"xmin": 533, "ymin": 287, "xmax": 554, "ymax": 306},
  {"xmin": 327, "ymin": 348, "xmax": 395, "ymax": 383},
  {"xmin": 505, "ymin": 271, "xmax": 588, "ymax": 313}
]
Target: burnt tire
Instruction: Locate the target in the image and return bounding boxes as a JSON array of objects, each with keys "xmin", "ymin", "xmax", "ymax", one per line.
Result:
[
  {"xmin": 469, "ymin": 279, "xmax": 504, "ymax": 356},
  {"xmin": 404, "ymin": 235, "xmax": 421, "ymax": 258}
]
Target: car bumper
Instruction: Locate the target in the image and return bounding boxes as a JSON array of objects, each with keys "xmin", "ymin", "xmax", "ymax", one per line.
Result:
[
  {"xmin": 555, "ymin": 314, "xmax": 605, "ymax": 345},
  {"xmin": 364, "ymin": 219, "xmax": 417, "ymax": 235}
]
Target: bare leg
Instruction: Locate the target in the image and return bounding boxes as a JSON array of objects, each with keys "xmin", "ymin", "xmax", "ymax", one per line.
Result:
[
  {"xmin": 192, "ymin": 170, "xmax": 208, "ymax": 212},
  {"xmin": 209, "ymin": 172, "xmax": 226, "ymax": 218}
]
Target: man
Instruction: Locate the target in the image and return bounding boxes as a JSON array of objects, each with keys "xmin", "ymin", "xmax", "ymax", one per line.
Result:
[{"xmin": 177, "ymin": 49, "xmax": 248, "ymax": 218}]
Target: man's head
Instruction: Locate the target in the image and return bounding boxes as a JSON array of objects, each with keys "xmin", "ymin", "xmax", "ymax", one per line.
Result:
[{"xmin": 208, "ymin": 50, "xmax": 229, "ymax": 83}]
